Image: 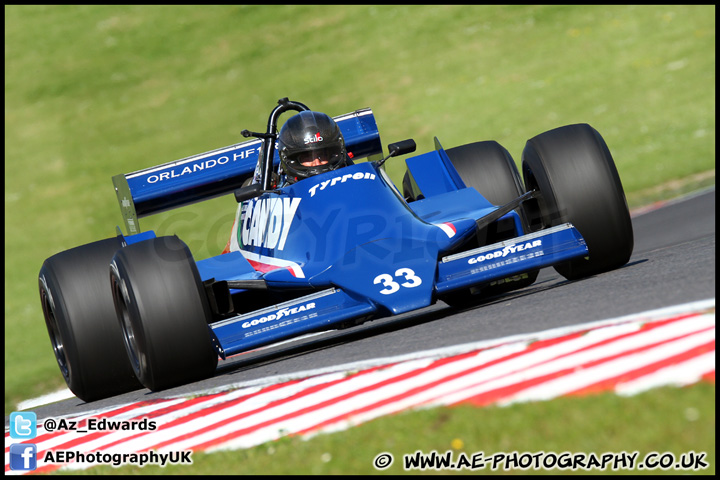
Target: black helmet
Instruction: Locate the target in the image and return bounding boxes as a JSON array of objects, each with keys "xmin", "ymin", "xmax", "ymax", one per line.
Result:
[{"xmin": 277, "ymin": 111, "xmax": 347, "ymax": 184}]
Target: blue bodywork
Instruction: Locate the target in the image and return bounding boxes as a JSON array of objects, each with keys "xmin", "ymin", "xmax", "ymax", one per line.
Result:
[{"xmin": 113, "ymin": 107, "xmax": 588, "ymax": 360}]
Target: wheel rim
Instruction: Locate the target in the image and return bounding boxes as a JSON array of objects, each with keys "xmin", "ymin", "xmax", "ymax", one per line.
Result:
[
  {"xmin": 110, "ymin": 270, "xmax": 142, "ymax": 376},
  {"xmin": 39, "ymin": 279, "xmax": 70, "ymax": 380}
]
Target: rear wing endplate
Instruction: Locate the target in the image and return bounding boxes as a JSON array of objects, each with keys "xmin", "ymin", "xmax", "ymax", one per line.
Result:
[{"xmin": 113, "ymin": 108, "xmax": 382, "ymax": 235}]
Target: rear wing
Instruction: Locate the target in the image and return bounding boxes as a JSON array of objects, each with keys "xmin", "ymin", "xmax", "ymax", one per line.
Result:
[{"xmin": 113, "ymin": 108, "xmax": 382, "ymax": 235}]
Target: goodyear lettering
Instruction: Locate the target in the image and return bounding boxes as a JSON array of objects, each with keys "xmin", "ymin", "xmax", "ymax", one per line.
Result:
[
  {"xmin": 146, "ymin": 148, "xmax": 258, "ymax": 184},
  {"xmin": 468, "ymin": 240, "xmax": 542, "ymax": 264},
  {"xmin": 241, "ymin": 302, "xmax": 316, "ymax": 329},
  {"xmin": 308, "ymin": 171, "xmax": 376, "ymax": 197},
  {"xmin": 241, "ymin": 197, "xmax": 301, "ymax": 250}
]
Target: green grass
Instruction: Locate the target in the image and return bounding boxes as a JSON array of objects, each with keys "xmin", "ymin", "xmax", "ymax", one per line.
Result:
[
  {"xmin": 4, "ymin": 5, "xmax": 715, "ymax": 470},
  {"xmin": 56, "ymin": 382, "xmax": 715, "ymax": 475}
]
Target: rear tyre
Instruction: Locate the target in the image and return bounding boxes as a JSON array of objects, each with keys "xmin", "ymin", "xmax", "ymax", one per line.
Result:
[
  {"xmin": 521, "ymin": 123, "xmax": 634, "ymax": 280},
  {"xmin": 38, "ymin": 237, "xmax": 142, "ymax": 402},
  {"xmin": 110, "ymin": 236, "xmax": 218, "ymax": 391},
  {"xmin": 441, "ymin": 141, "xmax": 539, "ymax": 306}
]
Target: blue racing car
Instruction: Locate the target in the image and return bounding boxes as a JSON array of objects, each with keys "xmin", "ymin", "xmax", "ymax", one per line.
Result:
[{"xmin": 38, "ymin": 98, "xmax": 634, "ymax": 402}]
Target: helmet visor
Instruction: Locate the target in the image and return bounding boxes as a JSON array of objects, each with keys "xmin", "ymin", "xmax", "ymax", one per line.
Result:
[{"xmin": 290, "ymin": 147, "xmax": 344, "ymax": 168}]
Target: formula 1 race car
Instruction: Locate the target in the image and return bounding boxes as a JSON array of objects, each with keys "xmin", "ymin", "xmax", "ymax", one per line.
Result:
[{"xmin": 38, "ymin": 98, "xmax": 634, "ymax": 402}]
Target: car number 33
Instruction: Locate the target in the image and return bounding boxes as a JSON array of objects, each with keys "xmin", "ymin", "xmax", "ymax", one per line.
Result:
[{"xmin": 373, "ymin": 268, "xmax": 423, "ymax": 295}]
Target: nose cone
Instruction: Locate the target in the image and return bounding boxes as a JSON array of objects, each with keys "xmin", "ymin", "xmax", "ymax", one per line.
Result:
[{"xmin": 309, "ymin": 235, "xmax": 440, "ymax": 315}]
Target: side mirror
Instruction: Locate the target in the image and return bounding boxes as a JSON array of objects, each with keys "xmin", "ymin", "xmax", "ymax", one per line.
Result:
[
  {"xmin": 376, "ymin": 139, "xmax": 416, "ymax": 168},
  {"xmin": 388, "ymin": 139, "xmax": 416, "ymax": 157},
  {"xmin": 234, "ymin": 183, "xmax": 264, "ymax": 203}
]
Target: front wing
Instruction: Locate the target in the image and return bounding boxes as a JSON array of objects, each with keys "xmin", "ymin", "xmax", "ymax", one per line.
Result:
[{"xmin": 210, "ymin": 223, "xmax": 587, "ymax": 358}]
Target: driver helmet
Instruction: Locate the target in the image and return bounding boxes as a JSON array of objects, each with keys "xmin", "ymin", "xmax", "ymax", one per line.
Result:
[{"xmin": 277, "ymin": 111, "xmax": 347, "ymax": 184}]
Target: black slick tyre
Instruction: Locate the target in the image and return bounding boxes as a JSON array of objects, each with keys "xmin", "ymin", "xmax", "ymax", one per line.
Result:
[
  {"xmin": 521, "ymin": 123, "xmax": 634, "ymax": 280},
  {"xmin": 442, "ymin": 141, "xmax": 539, "ymax": 306},
  {"xmin": 38, "ymin": 237, "xmax": 142, "ymax": 402},
  {"xmin": 110, "ymin": 236, "xmax": 218, "ymax": 391}
]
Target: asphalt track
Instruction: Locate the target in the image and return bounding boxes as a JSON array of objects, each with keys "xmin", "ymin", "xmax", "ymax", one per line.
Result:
[{"xmin": 16, "ymin": 187, "xmax": 717, "ymax": 422}]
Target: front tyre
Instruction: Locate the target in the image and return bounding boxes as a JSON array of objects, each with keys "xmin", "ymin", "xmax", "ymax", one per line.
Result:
[
  {"xmin": 110, "ymin": 236, "xmax": 218, "ymax": 391},
  {"xmin": 442, "ymin": 141, "xmax": 539, "ymax": 306},
  {"xmin": 521, "ymin": 124, "xmax": 634, "ymax": 280},
  {"xmin": 38, "ymin": 237, "xmax": 142, "ymax": 402}
]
